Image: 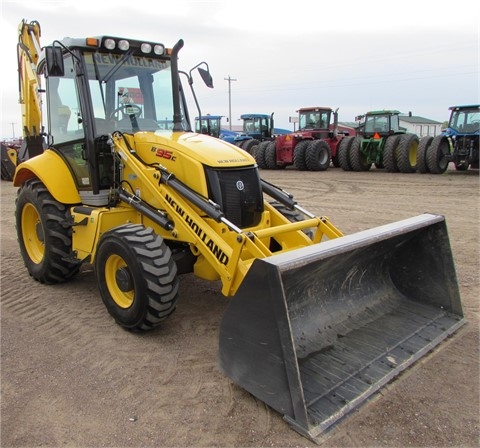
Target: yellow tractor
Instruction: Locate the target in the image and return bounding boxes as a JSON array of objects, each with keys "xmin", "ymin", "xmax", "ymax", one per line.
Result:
[{"xmin": 13, "ymin": 19, "xmax": 465, "ymax": 442}]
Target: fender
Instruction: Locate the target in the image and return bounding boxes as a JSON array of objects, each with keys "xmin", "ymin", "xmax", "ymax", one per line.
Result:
[{"xmin": 13, "ymin": 149, "xmax": 81, "ymax": 204}]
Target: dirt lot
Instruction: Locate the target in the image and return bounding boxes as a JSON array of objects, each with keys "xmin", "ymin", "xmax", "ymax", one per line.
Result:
[{"xmin": 1, "ymin": 166, "xmax": 479, "ymax": 447}]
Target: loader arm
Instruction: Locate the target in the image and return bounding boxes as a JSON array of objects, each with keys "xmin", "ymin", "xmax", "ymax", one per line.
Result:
[{"xmin": 110, "ymin": 133, "xmax": 344, "ymax": 296}]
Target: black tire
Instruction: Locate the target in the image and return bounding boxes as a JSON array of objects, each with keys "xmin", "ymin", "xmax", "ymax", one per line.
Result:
[
  {"xmin": 293, "ymin": 140, "xmax": 310, "ymax": 170},
  {"xmin": 349, "ymin": 137, "xmax": 371, "ymax": 171},
  {"xmin": 383, "ymin": 135, "xmax": 401, "ymax": 173},
  {"xmin": 242, "ymin": 139, "xmax": 260, "ymax": 154},
  {"xmin": 95, "ymin": 224, "xmax": 179, "ymax": 331},
  {"xmin": 397, "ymin": 133, "xmax": 419, "ymax": 173},
  {"xmin": 426, "ymin": 135, "xmax": 450, "ymax": 174},
  {"xmin": 305, "ymin": 140, "xmax": 331, "ymax": 171},
  {"xmin": 254, "ymin": 141, "xmax": 269, "ymax": 169},
  {"xmin": 15, "ymin": 178, "xmax": 81, "ymax": 284},
  {"xmin": 417, "ymin": 136, "xmax": 433, "ymax": 173},
  {"xmin": 337, "ymin": 136, "xmax": 355, "ymax": 171},
  {"xmin": 265, "ymin": 141, "xmax": 280, "ymax": 169}
]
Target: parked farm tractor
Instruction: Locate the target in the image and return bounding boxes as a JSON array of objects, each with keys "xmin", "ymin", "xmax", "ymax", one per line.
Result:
[
  {"xmin": 255, "ymin": 107, "xmax": 348, "ymax": 171},
  {"xmin": 194, "ymin": 115, "xmax": 239, "ymax": 144},
  {"xmin": 194, "ymin": 113, "xmax": 280, "ymax": 152},
  {"xmin": 338, "ymin": 110, "xmax": 419, "ymax": 172},
  {"xmin": 417, "ymin": 104, "xmax": 479, "ymax": 173}
]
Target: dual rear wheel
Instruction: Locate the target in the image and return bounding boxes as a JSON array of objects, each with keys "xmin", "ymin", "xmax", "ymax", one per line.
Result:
[{"xmin": 339, "ymin": 134, "xmax": 419, "ymax": 173}]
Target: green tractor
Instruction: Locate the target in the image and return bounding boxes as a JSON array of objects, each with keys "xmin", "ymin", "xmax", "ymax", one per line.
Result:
[{"xmin": 338, "ymin": 110, "xmax": 419, "ymax": 172}]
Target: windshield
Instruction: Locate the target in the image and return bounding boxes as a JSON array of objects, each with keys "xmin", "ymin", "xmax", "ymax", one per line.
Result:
[
  {"xmin": 449, "ymin": 108, "xmax": 480, "ymax": 133},
  {"xmin": 364, "ymin": 114, "xmax": 400, "ymax": 133},
  {"xmin": 365, "ymin": 115, "xmax": 388, "ymax": 133},
  {"xmin": 299, "ymin": 110, "xmax": 330, "ymax": 130},
  {"xmin": 84, "ymin": 51, "xmax": 188, "ymax": 135},
  {"xmin": 195, "ymin": 117, "xmax": 221, "ymax": 137}
]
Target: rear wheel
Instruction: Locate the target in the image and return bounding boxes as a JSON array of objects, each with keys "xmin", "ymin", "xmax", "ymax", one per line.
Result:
[
  {"xmin": 15, "ymin": 178, "xmax": 80, "ymax": 284},
  {"xmin": 383, "ymin": 135, "xmax": 401, "ymax": 172},
  {"xmin": 417, "ymin": 136, "xmax": 433, "ymax": 173},
  {"xmin": 254, "ymin": 141, "xmax": 269, "ymax": 169},
  {"xmin": 265, "ymin": 141, "xmax": 280, "ymax": 169},
  {"xmin": 305, "ymin": 140, "xmax": 331, "ymax": 171},
  {"xmin": 293, "ymin": 140, "xmax": 310, "ymax": 170},
  {"xmin": 397, "ymin": 133, "xmax": 419, "ymax": 173},
  {"xmin": 426, "ymin": 136, "xmax": 450, "ymax": 174},
  {"xmin": 337, "ymin": 136, "xmax": 355, "ymax": 171},
  {"xmin": 95, "ymin": 224, "xmax": 179, "ymax": 331},
  {"xmin": 242, "ymin": 139, "xmax": 260, "ymax": 155}
]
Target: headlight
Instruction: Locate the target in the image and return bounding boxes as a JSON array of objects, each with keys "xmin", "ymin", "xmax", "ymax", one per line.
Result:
[
  {"xmin": 154, "ymin": 44, "xmax": 165, "ymax": 55},
  {"xmin": 104, "ymin": 38, "xmax": 116, "ymax": 50},
  {"xmin": 118, "ymin": 40, "xmax": 130, "ymax": 51},
  {"xmin": 141, "ymin": 43, "xmax": 152, "ymax": 53}
]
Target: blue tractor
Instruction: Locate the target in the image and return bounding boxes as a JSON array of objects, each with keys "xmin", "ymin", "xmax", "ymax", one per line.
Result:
[
  {"xmin": 195, "ymin": 115, "xmax": 239, "ymax": 144},
  {"xmin": 195, "ymin": 113, "xmax": 291, "ymax": 154},
  {"xmin": 418, "ymin": 105, "xmax": 479, "ymax": 173},
  {"xmin": 233, "ymin": 113, "xmax": 291, "ymax": 154}
]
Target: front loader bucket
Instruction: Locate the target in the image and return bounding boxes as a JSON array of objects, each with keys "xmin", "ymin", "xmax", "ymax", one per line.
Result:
[{"xmin": 219, "ymin": 213, "xmax": 465, "ymax": 442}]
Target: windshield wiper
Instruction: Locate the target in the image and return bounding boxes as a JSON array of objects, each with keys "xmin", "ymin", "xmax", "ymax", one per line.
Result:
[{"xmin": 100, "ymin": 49, "xmax": 134, "ymax": 85}]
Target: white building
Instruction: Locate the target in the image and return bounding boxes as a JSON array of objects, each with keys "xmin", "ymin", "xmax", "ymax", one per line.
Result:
[{"xmin": 398, "ymin": 113, "xmax": 443, "ymax": 137}]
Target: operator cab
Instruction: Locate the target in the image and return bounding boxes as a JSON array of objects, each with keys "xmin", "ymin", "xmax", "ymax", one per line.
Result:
[{"xmin": 40, "ymin": 36, "xmax": 200, "ymax": 203}]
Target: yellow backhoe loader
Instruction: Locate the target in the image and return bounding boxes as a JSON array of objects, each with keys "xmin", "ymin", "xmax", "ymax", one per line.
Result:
[{"xmin": 13, "ymin": 19, "xmax": 465, "ymax": 442}]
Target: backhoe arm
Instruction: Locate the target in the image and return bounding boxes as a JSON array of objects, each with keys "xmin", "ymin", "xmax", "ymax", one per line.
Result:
[{"xmin": 17, "ymin": 19, "xmax": 43, "ymax": 141}]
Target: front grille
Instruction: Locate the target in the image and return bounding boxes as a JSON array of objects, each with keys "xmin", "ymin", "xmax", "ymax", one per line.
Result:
[{"xmin": 205, "ymin": 166, "xmax": 263, "ymax": 228}]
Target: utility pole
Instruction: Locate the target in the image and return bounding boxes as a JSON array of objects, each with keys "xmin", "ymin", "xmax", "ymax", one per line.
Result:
[
  {"xmin": 10, "ymin": 122, "xmax": 16, "ymax": 139},
  {"xmin": 224, "ymin": 75, "xmax": 237, "ymax": 130}
]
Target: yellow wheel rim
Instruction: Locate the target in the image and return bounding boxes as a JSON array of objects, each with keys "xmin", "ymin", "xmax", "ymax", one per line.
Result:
[
  {"xmin": 104, "ymin": 254, "xmax": 134, "ymax": 308},
  {"xmin": 21, "ymin": 203, "xmax": 44, "ymax": 264},
  {"xmin": 409, "ymin": 141, "xmax": 419, "ymax": 166}
]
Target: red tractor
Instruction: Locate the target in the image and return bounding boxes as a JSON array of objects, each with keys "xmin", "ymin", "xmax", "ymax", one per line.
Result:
[{"xmin": 254, "ymin": 107, "xmax": 352, "ymax": 170}]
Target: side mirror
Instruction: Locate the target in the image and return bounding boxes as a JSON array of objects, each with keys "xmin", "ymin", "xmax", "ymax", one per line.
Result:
[
  {"xmin": 45, "ymin": 46, "xmax": 65, "ymax": 77},
  {"xmin": 198, "ymin": 67, "xmax": 213, "ymax": 88}
]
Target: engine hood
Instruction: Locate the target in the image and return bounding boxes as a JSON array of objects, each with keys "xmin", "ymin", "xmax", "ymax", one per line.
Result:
[{"xmin": 132, "ymin": 131, "xmax": 255, "ymax": 168}]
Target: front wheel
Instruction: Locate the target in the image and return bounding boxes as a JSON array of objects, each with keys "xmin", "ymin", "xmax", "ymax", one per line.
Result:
[
  {"xmin": 349, "ymin": 137, "xmax": 371, "ymax": 171},
  {"xmin": 95, "ymin": 224, "xmax": 179, "ymax": 331},
  {"xmin": 305, "ymin": 140, "xmax": 331, "ymax": 171},
  {"xmin": 15, "ymin": 178, "xmax": 80, "ymax": 284},
  {"xmin": 293, "ymin": 140, "xmax": 310, "ymax": 170},
  {"xmin": 383, "ymin": 135, "xmax": 401, "ymax": 172}
]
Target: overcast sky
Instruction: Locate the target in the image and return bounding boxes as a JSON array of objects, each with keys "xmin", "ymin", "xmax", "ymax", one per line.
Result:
[{"xmin": 1, "ymin": 0, "xmax": 478, "ymax": 138}]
